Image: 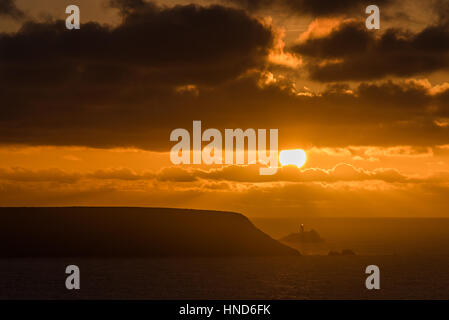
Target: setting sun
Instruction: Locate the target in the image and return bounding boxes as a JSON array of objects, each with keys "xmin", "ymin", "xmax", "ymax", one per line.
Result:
[{"xmin": 279, "ymin": 149, "xmax": 307, "ymax": 168}]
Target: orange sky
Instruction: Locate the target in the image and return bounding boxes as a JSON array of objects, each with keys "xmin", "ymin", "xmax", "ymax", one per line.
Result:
[{"xmin": 1, "ymin": 0, "xmax": 449, "ymax": 217}]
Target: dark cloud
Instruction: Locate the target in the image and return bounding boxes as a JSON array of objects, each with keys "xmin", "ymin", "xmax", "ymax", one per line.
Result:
[
  {"xmin": 1, "ymin": 66, "xmax": 448, "ymax": 150},
  {"xmin": 434, "ymin": 0, "xmax": 449, "ymax": 27},
  {"xmin": 0, "ymin": 1, "xmax": 448, "ymax": 150},
  {"xmin": 1, "ymin": 3, "xmax": 273, "ymax": 86},
  {"xmin": 292, "ymin": 21, "xmax": 449, "ymax": 81},
  {"xmin": 109, "ymin": 0, "xmax": 147, "ymax": 13},
  {"xmin": 0, "ymin": 0, "xmax": 24, "ymax": 19},
  {"xmin": 436, "ymin": 88, "xmax": 449, "ymax": 117},
  {"xmin": 0, "ymin": 2, "xmax": 276, "ymax": 148},
  {"xmin": 226, "ymin": 0, "xmax": 394, "ymax": 17}
]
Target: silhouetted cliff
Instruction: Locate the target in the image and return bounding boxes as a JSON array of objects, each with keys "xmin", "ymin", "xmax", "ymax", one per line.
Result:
[{"xmin": 0, "ymin": 207, "xmax": 299, "ymax": 257}]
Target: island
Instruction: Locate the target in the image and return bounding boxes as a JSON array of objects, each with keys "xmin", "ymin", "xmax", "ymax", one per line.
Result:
[{"xmin": 280, "ymin": 224, "xmax": 324, "ymax": 244}]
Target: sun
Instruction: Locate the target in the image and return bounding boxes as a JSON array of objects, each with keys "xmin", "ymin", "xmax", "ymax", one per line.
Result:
[{"xmin": 279, "ymin": 149, "xmax": 307, "ymax": 168}]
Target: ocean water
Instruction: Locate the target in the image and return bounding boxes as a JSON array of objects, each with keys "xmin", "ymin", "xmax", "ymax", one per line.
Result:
[
  {"xmin": 0, "ymin": 255, "xmax": 448, "ymax": 299},
  {"xmin": 0, "ymin": 218, "xmax": 448, "ymax": 299}
]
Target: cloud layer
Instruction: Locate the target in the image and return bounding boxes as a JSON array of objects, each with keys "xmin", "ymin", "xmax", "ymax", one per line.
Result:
[
  {"xmin": 1, "ymin": 0, "xmax": 449, "ymax": 151},
  {"xmin": 0, "ymin": 0, "xmax": 24, "ymax": 19},
  {"xmin": 226, "ymin": 0, "xmax": 395, "ymax": 17},
  {"xmin": 293, "ymin": 20, "xmax": 449, "ymax": 81}
]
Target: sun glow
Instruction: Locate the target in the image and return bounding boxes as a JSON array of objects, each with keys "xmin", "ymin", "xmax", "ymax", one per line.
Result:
[{"xmin": 279, "ymin": 149, "xmax": 307, "ymax": 168}]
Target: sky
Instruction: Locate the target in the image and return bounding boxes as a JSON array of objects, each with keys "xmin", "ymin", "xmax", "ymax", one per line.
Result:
[{"xmin": 1, "ymin": 0, "xmax": 449, "ymax": 217}]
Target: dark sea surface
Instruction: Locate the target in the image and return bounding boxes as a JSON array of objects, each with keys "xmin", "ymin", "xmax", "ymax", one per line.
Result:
[
  {"xmin": 0, "ymin": 218, "xmax": 448, "ymax": 299},
  {"xmin": 0, "ymin": 255, "xmax": 448, "ymax": 299}
]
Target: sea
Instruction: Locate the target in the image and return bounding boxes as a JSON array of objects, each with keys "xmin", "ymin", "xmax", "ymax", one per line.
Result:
[{"xmin": 0, "ymin": 218, "xmax": 448, "ymax": 299}]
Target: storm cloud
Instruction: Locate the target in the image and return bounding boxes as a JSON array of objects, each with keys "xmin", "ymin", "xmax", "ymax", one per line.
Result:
[
  {"xmin": 226, "ymin": 0, "xmax": 395, "ymax": 16},
  {"xmin": 0, "ymin": 0, "xmax": 24, "ymax": 19},
  {"xmin": 0, "ymin": 0, "xmax": 448, "ymax": 150},
  {"xmin": 292, "ymin": 20, "xmax": 449, "ymax": 81}
]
